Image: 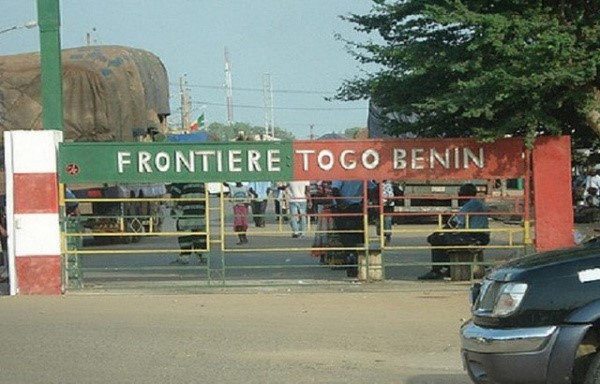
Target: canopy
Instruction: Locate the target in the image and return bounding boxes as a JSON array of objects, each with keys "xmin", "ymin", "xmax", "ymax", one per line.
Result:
[{"xmin": 0, "ymin": 45, "xmax": 170, "ymax": 142}]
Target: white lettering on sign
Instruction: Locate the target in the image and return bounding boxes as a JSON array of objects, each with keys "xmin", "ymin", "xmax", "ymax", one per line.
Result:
[
  {"xmin": 363, "ymin": 149, "xmax": 379, "ymax": 170},
  {"xmin": 294, "ymin": 146, "xmax": 486, "ymax": 173},
  {"xmin": 392, "ymin": 147, "xmax": 485, "ymax": 170},
  {"xmin": 175, "ymin": 151, "xmax": 194, "ymax": 172},
  {"xmin": 464, "ymin": 148, "xmax": 484, "ymax": 168},
  {"xmin": 155, "ymin": 152, "xmax": 170, "ymax": 172},
  {"xmin": 454, "ymin": 148, "xmax": 460, "ymax": 168},
  {"xmin": 318, "ymin": 150, "xmax": 334, "ymax": 171},
  {"xmin": 194, "ymin": 150, "xmax": 215, "ymax": 172},
  {"xmin": 431, "ymin": 148, "xmax": 449, "ymax": 169},
  {"xmin": 393, "ymin": 149, "xmax": 407, "ymax": 169},
  {"xmin": 117, "ymin": 152, "xmax": 131, "ymax": 173},
  {"xmin": 228, "ymin": 150, "xmax": 242, "ymax": 172},
  {"xmin": 116, "ymin": 149, "xmax": 282, "ymax": 175},
  {"xmin": 411, "ymin": 148, "xmax": 425, "ymax": 169},
  {"xmin": 340, "ymin": 150, "xmax": 356, "ymax": 170},
  {"xmin": 248, "ymin": 150, "xmax": 261, "ymax": 172},
  {"xmin": 216, "ymin": 150, "xmax": 223, "ymax": 171},
  {"xmin": 267, "ymin": 150, "xmax": 281, "ymax": 172},
  {"xmin": 139, "ymin": 151, "xmax": 152, "ymax": 173},
  {"xmin": 296, "ymin": 149, "xmax": 315, "ymax": 171}
]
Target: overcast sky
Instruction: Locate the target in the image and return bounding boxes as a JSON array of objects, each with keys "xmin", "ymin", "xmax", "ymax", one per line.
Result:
[{"xmin": 1, "ymin": 0, "xmax": 375, "ymax": 139}]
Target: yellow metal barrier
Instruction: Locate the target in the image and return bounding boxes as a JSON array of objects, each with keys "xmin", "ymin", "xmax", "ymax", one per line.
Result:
[{"xmin": 59, "ymin": 185, "xmax": 529, "ymax": 290}]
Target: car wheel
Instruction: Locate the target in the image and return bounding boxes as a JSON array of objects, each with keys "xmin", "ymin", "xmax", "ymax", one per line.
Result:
[{"xmin": 585, "ymin": 352, "xmax": 600, "ymax": 384}]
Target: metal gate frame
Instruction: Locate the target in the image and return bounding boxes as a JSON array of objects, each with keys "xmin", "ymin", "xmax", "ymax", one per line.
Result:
[
  {"xmin": 60, "ymin": 180, "xmax": 531, "ymax": 291},
  {"xmin": 3, "ymin": 134, "xmax": 570, "ymax": 294}
]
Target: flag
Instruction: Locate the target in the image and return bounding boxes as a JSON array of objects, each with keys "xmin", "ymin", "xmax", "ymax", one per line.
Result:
[{"xmin": 189, "ymin": 114, "xmax": 205, "ymax": 131}]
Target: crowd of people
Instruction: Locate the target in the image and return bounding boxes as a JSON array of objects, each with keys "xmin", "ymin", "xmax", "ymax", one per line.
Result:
[
  {"xmin": 0, "ymin": 169, "xmax": 490, "ymax": 289},
  {"xmin": 2, "ymin": 178, "xmax": 489, "ymax": 283},
  {"xmin": 211, "ymin": 179, "xmax": 489, "ymax": 279}
]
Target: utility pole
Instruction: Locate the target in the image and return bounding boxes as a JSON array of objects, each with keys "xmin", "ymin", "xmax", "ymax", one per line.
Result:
[
  {"xmin": 263, "ymin": 73, "xmax": 275, "ymax": 138},
  {"xmin": 85, "ymin": 27, "xmax": 96, "ymax": 46},
  {"xmin": 180, "ymin": 74, "xmax": 190, "ymax": 130},
  {"xmin": 37, "ymin": 0, "xmax": 63, "ymax": 131},
  {"xmin": 224, "ymin": 47, "xmax": 234, "ymax": 126},
  {"xmin": 310, "ymin": 124, "xmax": 314, "ymax": 140}
]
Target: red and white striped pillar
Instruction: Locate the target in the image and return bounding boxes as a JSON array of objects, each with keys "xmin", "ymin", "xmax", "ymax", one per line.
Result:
[{"xmin": 4, "ymin": 130, "xmax": 63, "ymax": 295}]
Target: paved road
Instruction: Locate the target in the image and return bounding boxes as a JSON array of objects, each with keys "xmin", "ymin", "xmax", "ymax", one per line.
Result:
[{"xmin": 0, "ymin": 285, "xmax": 474, "ymax": 384}]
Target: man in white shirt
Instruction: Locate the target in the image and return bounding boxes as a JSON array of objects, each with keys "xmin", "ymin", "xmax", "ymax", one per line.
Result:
[
  {"xmin": 286, "ymin": 181, "xmax": 311, "ymax": 238},
  {"xmin": 585, "ymin": 167, "xmax": 600, "ymax": 202}
]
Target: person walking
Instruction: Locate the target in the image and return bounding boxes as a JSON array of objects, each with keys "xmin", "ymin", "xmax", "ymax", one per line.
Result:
[
  {"xmin": 419, "ymin": 183, "xmax": 490, "ymax": 280},
  {"xmin": 331, "ymin": 180, "xmax": 377, "ymax": 277},
  {"xmin": 286, "ymin": 180, "xmax": 311, "ymax": 238},
  {"xmin": 584, "ymin": 167, "xmax": 600, "ymax": 202},
  {"xmin": 375, "ymin": 180, "xmax": 403, "ymax": 246},
  {"xmin": 248, "ymin": 181, "xmax": 270, "ymax": 227},
  {"xmin": 310, "ymin": 180, "xmax": 337, "ymax": 264},
  {"xmin": 169, "ymin": 182, "xmax": 207, "ymax": 265},
  {"xmin": 273, "ymin": 181, "xmax": 289, "ymax": 224},
  {"xmin": 226, "ymin": 182, "xmax": 251, "ymax": 245},
  {"xmin": 65, "ymin": 188, "xmax": 83, "ymax": 283}
]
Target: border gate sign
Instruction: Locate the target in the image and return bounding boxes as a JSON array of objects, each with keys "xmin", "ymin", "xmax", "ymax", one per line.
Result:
[
  {"xmin": 59, "ymin": 141, "xmax": 294, "ymax": 183},
  {"xmin": 58, "ymin": 137, "xmax": 528, "ymax": 183}
]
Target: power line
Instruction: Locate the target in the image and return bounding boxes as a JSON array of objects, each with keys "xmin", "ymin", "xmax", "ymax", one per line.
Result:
[
  {"xmin": 169, "ymin": 82, "xmax": 334, "ymax": 95},
  {"xmin": 192, "ymin": 101, "xmax": 366, "ymax": 111}
]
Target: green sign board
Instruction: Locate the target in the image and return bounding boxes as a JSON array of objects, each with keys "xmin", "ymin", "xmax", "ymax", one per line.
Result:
[{"xmin": 58, "ymin": 141, "xmax": 294, "ymax": 183}]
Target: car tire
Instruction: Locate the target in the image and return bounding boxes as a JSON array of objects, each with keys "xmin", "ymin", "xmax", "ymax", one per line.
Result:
[{"xmin": 584, "ymin": 352, "xmax": 600, "ymax": 384}]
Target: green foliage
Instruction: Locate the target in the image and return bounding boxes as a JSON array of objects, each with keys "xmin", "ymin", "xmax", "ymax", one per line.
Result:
[
  {"xmin": 206, "ymin": 122, "xmax": 295, "ymax": 141},
  {"xmin": 337, "ymin": 0, "xmax": 600, "ymax": 146},
  {"xmin": 344, "ymin": 127, "xmax": 363, "ymax": 138}
]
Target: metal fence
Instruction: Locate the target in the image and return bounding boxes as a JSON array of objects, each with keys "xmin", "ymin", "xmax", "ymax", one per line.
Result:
[{"xmin": 61, "ymin": 183, "xmax": 529, "ymax": 291}]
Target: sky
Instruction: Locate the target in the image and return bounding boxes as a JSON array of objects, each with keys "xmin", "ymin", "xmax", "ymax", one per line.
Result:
[{"xmin": 1, "ymin": 0, "xmax": 375, "ymax": 139}]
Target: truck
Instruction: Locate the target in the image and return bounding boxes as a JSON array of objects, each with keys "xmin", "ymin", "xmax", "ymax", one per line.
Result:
[
  {"xmin": 460, "ymin": 239, "xmax": 600, "ymax": 384},
  {"xmin": 0, "ymin": 45, "xmax": 171, "ymax": 241},
  {"xmin": 72, "ymin": 183, "xmax": 166, "ymax": 244},
  {"xmin": 0, "ymin": 44, "xmax": 170, "ymax": 141}
]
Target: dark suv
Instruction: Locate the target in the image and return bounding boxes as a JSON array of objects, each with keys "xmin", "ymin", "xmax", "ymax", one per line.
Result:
[{"xmin": 460, "ymin": 242, "xmax": 600, "ymax": 384}]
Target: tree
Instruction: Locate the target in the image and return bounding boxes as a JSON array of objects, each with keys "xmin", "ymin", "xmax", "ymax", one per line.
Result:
[
  {"xmin": 344, "ymin": 127, "xmax": 363, "ymax": 138},
  {"xmin": 337, "ymin": 0, "xmax": 600, "ymax": 147}
]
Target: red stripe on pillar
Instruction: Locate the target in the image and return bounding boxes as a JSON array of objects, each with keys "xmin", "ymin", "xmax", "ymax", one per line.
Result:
[
  {"xmin": 13, "ymin": 173, "xmax": 59, "ymax": 214},
  {"xmin": 15, "ymin": 256, "xmax": 62, "ymax": 295}
]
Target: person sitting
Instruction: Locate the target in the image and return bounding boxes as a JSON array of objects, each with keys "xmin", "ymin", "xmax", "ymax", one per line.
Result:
[
  {"xmin": 586, "ymin": 187, "xmax": 600, "ymax": 208},
  {"xmin": 419, "ymin": 183, "xmax": 490, "ymax": 280},
  {"xmin": 575, "ymin": 186, "xmax": 600, "ymax": 223}
]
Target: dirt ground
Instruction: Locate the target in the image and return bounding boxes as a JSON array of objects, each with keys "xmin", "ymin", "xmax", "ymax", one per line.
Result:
[{"xmin": 0, "ymin": 283, "xmax": 474, "ymax": 384}]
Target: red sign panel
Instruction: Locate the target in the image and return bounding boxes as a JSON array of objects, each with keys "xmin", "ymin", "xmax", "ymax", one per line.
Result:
[{"xmin": 292, "ymin": 137, "xmax": 526, "ymax": 181}]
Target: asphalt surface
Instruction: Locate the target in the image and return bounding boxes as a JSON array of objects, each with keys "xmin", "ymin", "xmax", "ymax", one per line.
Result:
[{"xmin": 0, "ymin": 286, "xmax": 474, "ymax": 384}]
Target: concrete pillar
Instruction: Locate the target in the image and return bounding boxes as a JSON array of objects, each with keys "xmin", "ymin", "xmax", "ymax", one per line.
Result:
[
  {"xmin": 4, "ymin": 130, "xmax": 63, "ymax": 295},
  {"xmin": 358, "ymin": 245, "xmax": 383, "ymax": 282},
  {"xmin": 532, "ymin": 135, "xmax": 574, "ymax": 251}
]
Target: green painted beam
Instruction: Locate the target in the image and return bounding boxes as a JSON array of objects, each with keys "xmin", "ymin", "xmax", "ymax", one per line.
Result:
[
  {"xmin": 58, "ymin": 141, "xmax": 295, "ymax": 183},
  {"xmin": 37, "ymin": 0, "xmax": 63, "ymax": 131}
]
